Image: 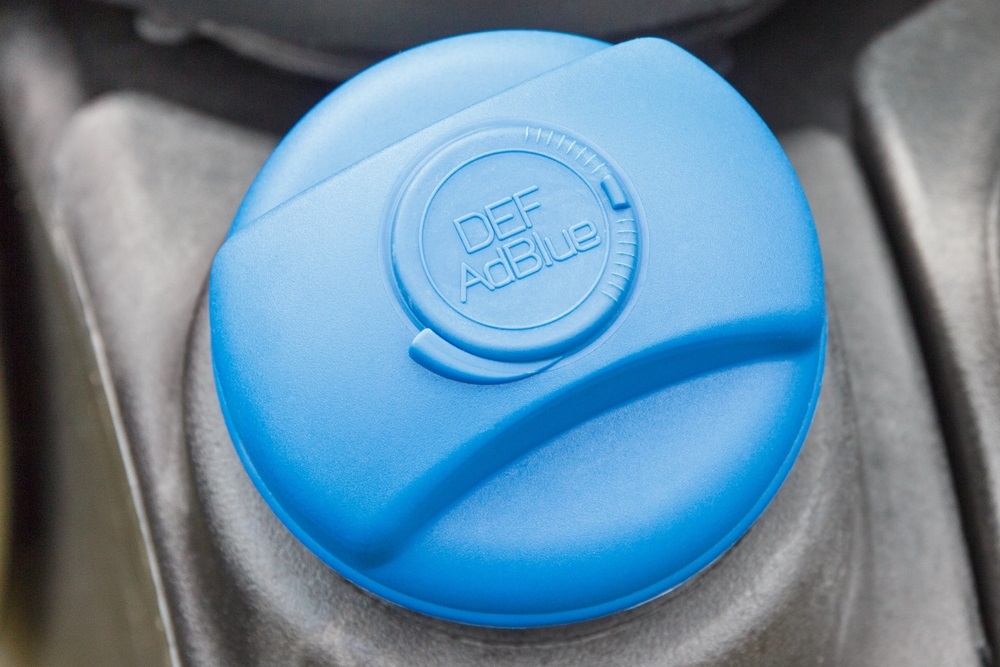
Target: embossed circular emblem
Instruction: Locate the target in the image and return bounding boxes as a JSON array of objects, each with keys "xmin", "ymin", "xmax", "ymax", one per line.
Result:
[{"xmin": 392, "ymin": 124, "xmax": 641, "ymax": 368}]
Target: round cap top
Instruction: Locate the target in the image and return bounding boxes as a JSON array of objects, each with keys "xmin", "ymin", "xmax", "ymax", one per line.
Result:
[
  {"xmin": 209, "ymin": 31, "xmax": 826, "ymax": 627},
  {"xmin": 393, "ymin": 123, "xmax": 640, "ymax": 364}
]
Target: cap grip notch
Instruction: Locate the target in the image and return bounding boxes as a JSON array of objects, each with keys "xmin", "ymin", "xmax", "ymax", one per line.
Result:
[{"xmin": 409, "ymin": 329, "xmax": 561, "ymax": 383}]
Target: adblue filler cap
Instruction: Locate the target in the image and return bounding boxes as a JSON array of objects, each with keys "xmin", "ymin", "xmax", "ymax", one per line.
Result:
[{"xmin": 209, "ymin": 31, "xmax": 826, "ymax": 627}]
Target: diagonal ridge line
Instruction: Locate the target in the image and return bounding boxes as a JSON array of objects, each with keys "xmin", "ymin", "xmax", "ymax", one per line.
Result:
[{"xmin": 355, "ymin": 320, "xmax": 825, "ymax": 566}]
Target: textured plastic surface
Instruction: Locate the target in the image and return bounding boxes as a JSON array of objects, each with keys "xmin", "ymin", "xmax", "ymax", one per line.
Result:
[
  {"xmin": 99, "ymin": 0, "xmax": 784, "ymax": 62},
  {"xmin": 857, "ymin": 0, "xmax": 1000, "ymax": 649},
  {"xmin": 209, "ymin": 32, "xmax": 826, "ymax": 627}
]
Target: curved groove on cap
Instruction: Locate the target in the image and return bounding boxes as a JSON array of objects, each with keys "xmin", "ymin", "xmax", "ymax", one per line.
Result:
[{"xmin": 306, "ymin": 314, "xmax": 825, "ymax": 566}]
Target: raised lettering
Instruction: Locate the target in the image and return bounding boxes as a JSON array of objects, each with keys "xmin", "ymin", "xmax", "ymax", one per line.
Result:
[
  {"xmin": 513, "ymin": 186, "xmax": 541, "ymax": 228},
  {"xmin": 569, "ymin": 220, "xmax": 600, "ymax": 252},
  {"xmin": 451, "ymin": 187, "xmax": 608, "ymax": 302},
  {"xmin": 483, "ymin": 249, "xmax": 514, "ymax": 288},
  {"xmin": 532, "ymin": 231, "xmax": 553, "ymax": 266},
  {"xmin": 460, "ymin": 263, "xmax": 493, "ymax": 303},
  {"xmin": 503, "ymin": 237, "xmax": 543, "ymax": 279},
  {"xmin": 484, "ymin": 197, "xmax": 525, "ymax": 240},
  {"xmin": 544, "ymin": 230, "xmax": 579, "ymax": 262},
  {"xmin": 454, "ymin": 213, "xmax": 494, "ymax": 254}
]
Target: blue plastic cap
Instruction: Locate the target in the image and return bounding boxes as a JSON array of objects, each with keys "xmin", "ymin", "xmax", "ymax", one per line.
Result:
[{"xmin": 209, "ymin": 31, "xmax": 826, "ymax": 628}]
